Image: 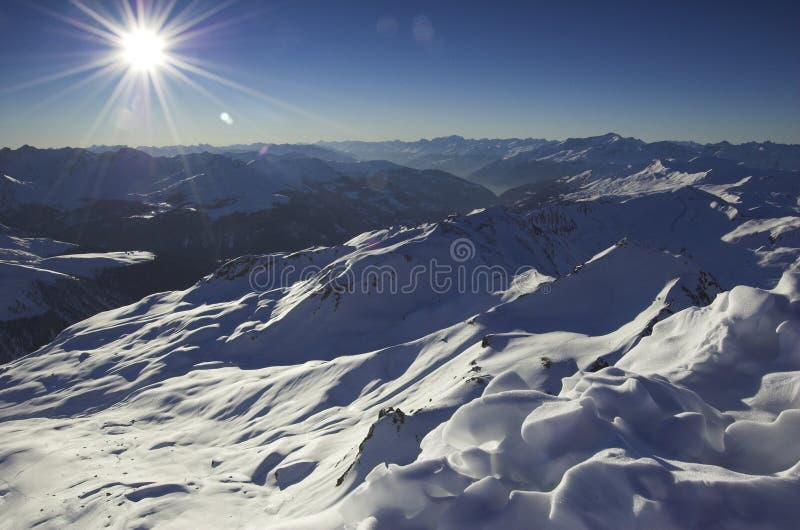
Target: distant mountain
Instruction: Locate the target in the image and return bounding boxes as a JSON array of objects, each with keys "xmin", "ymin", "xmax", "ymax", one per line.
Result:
[
  {"xmin": 473, "ymin": 134, "xmax": 800, "ymax": 193},
  {"xmin": 0, "ymin": 146, "xmax": 497, "ymax": 295},
  {"xmin": 471, "ymin": 133, "xmax": 684, "ymax": 192},
  {"xmin": 88, "ymin": 142, "xmax": 357, "ymax": 161},
  {"xmin": 79, "ymin": 134, "xmax": 800, "ymax": 195},
  {"xmin": 701, "ymin": 140, "xmax": 800, "ymax": 170},
  {"xmin": 320, "ymin": 135, "xmax": 554, "ymax": 178},
  {"xmin": 317, "ymin": 133, "xmax": 800, "ymax": 194},
  {"xmin": 500, "ymin": 155, "xmax": 800, "ymax": 215}
]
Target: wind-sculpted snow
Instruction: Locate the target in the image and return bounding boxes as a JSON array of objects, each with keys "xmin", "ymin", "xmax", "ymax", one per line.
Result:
[
  {"xmin": 0, "ymin": 203, "xmax": 736, "ymax": 529},
  {"xmin": 619, "ymin": 273, "xmax": 800, "ymax": 422},
  {"xmin": 0, "ymin": 169, "xmax": 799, "ymax": 528},
  {"xmin": 339, "ymin": 274, "xmax": 800, "ymax": 529}
]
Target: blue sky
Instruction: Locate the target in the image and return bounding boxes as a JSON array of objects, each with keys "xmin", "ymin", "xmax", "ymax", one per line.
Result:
[{"xmin": 0, "ymin": 0, "xmax": 798, "ymax": 147}]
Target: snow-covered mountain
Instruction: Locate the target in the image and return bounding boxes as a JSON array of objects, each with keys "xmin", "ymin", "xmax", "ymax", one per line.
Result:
[
  {"xmin": 321, "ymin": 136, "xmax": 555, "ymax": 178},
  {"xmin": 339, "ymin": 273, "xmax": 800, "ymax": 529},
  {"xmin": 317, "ymin": 133, "xmax": 800, "ymax": 194},
  {"xmin": 0, "ymin": 146, "xmax": 496, "ymax": 358},
  {"xmin": 0, "ymin": 146, "xmax": 496, "ymax": 261},
  {"xmin": 0, "ymin": 146, "xmax": 478, "ymax": 214},
  {"xmin": 87, "ymin": 136, "xmax": 800, "ymax": 188},
  {"xmin": 0, "ymin": 145, "xmax": 798, "ymax": 528},
  {"xmin": 703, "ymin": 140, "xmax": 800, "ymax": 171},
  {"xmin": 0, "ymin": 224, "xmax": 154, "ymax": 362},
  {"xmin": 488, "ymin": 134, "xmax": 800, "ymax": 193},
  {"xmin": 48, "ymin": 134, "xmax": 800, "ymax": 199},
  {"xmin": 88, "ymin": 142, "xmax": 357, "ymax": 162},
  {"xmin": 469, "ymin": 133, "xmax": 700, "ymax": 193}
]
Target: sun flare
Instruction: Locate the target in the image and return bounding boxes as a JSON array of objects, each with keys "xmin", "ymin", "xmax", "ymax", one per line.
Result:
[
  {"xmin": 121, "ymin": 29, "xmax": 165, "ymax": 72},
  {"xmin": 3, "ymin": 0, "xmax": 340, "ymax": 147}
]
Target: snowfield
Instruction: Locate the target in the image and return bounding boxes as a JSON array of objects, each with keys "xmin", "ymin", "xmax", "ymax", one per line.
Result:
[
  {"xmin": 339, "ymin": 273, "xmax": 800, "ymax": 529},
  {"xmin": 0, "ymin": 227, "xmax": 154, "ymax": 321},
  {"xmin": 0, "ymin": 224, "xmax": 156, "ymax": 362},
  {"xmin": 0, "ymin": 157, "xmax": 799, "ymax": 529}
]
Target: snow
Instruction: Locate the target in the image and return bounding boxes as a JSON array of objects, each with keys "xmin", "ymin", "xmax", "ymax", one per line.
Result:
[
  {"xmin": 566, "ymin": 160, "xmax": 709, "ymax": 199},
  {"xmin": 0, "ymin": 230, "xmax": 154, "ymax": 320},
  {"xmin": 340, "ymin": 273, "xmax": 800, "ymax": 529},
  {"xmin": 722, "ymin": 216, "xmax": 800, "ymax": 245},
  {"xmin": 0, "ymin": 228, "xmax": 75, "ymax": 258},
  {"xmin": 618, "ymin": 276, "xmax": 800, "ymax": 422},
  {"xmin": 0, "ymin": 142, "xmax": 799, "ymax": 528},
  {"xmin": 2, "ymin": 174, "xmax": 26, "ymax": 185},
  {"xmin": 0, "ymin": 147, "xmax": 491, "ymax": 219},
  {"xmin": 38, "ymin": 251, "xmax": 155, "ymax": 277}
]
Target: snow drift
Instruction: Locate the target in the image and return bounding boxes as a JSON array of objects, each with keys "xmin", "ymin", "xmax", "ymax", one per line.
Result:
[
  {"xmin": 0, "ymin": 154, "xmax": 798, "ymax": 528},
  {"xmin": 339, "ymin": 272, "xmax": 800, "ymax": 529}
]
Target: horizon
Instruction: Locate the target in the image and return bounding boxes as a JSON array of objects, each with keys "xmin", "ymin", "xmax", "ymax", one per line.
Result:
[
  {"xmin": 1, "ymin": 0, "xmax": 798, "ymax": 148},
  {"xmin": 5, "ymin": 130, "xmax": 800, "ymax": 152}
]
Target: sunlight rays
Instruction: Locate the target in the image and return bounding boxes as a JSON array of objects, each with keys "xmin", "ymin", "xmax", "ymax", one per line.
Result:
[
  {"xmin": 169, "ymin": 54, "xmax": 356, "ymax": 135},
  {"xmin": 5, "ymin": 0, "xmax": 351, "ymax": 147},
  {"xmin": 69, "ymin": 0, "xmax": 129, "ymax": 38},
  {"xmin": 0, "ymin": 55, "xmax": 118, "ymax": 94},
  {"xmin": 79, "ymin": 69, "xmax": 137, "ymax": 145},
  {"xmin": 27, "ymin": 62, "xmax": 125, "ymax": 114}
]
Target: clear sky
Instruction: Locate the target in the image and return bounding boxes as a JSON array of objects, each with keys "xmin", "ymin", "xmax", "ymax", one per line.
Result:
[{"xmin": 0, "ymin": 0, "xmax": 798, "ymax": 148}]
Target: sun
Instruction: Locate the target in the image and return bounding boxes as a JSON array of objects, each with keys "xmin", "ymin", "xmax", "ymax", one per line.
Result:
[
  {"xmin": 121, "ymin": 29, "xmax": 165, "ymax": 72},
  {"xmin": 4, "ymin": 1, "xmax": 346, "ymax": 146}
]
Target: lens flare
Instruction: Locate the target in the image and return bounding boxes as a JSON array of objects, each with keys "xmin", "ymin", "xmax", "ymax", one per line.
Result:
[{"xmin": 2, "ymin": 0, "xmax": 351, "ymax": 147}]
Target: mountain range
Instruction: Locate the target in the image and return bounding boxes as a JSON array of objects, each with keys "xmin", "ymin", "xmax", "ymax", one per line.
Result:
[
  {"xmin": 325, "ymin": 133, "xmax": 800, "ymax": 193},
  {"xmin": 0, "ymin": 145, "xmax": 496, "ymax": 361},
  {"xmin": 2, "ymin": 134, "xmax": 799, "ymax": 361},
  {"xmin": 83, "ymin": 133, "xmax": 800, "ymax": 194},
  {"xmin": 0, "ymin": 132, "xmax": 798, "ymax": 527}
]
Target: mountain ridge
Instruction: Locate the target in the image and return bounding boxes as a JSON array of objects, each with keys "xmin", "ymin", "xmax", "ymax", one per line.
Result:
[{"xmin": 0, "ymin": 146, "xmax": 798, "ymax": 526}]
